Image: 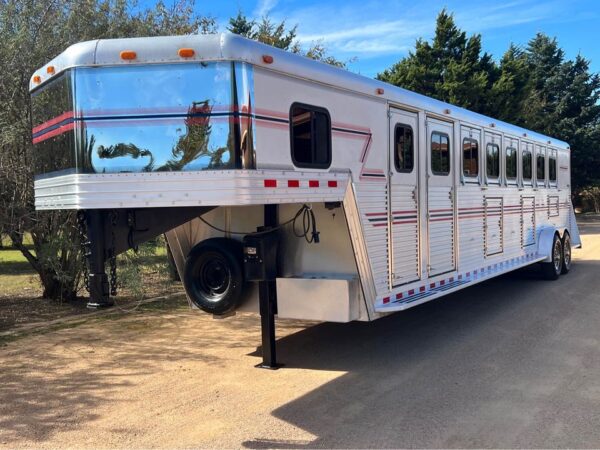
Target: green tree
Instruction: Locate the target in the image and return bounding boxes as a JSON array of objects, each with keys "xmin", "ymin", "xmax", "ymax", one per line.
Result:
[
  {"xmin": 227, "ymin": 11, "xmax": 346, "ymax": 67},
  {"xmin": 378, "ymin": 9, "xmax": 496, "ymax": 112}
]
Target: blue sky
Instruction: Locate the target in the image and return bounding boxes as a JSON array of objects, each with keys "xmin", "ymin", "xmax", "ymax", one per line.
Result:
[{"xmin": 154, "ymin": 0, "xmax": 600, "ymax": 77}]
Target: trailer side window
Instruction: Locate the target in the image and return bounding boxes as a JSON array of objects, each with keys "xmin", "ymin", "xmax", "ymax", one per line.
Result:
[
  {"xmin": 394, "ymin": 124, "xmax": 414, "ymax": 173},
  {"xmin": 486, "ymin": 143, "xmax": 500, "ymax": 178},
  {"xmin": 537, "ymin": 151, "xmax": 546, "ymax": 183},
  {"xmin": 505, "ymin": 147, "xmax": 517, "ymax": 181},
  {"xmin": 431, "ymin": 132, "xmax": 450, "ymax": 175},
  {"xmin": 462, "ymin": 138, "xmax": 478, "ymax": 177},
  {"xmin": 290, "ymin": 103, "xmax": 331, "ymax": 169},
  {"xmin": 549, "ymin": 151, "xmax": 557, "ymax": 183},
  {"xmin": 522, "ymin": 150, "xmax": 532, "ymax": 182}
]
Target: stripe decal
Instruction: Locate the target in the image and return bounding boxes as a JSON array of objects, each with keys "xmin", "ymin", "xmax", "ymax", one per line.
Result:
[{"xmin": 379, "ymin": 251, "xmax": 540, "ymax": 308}]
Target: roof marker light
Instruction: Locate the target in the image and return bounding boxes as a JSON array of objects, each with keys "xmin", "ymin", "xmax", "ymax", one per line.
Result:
[
  {"xmin": 178, "ymin": 48, "xmax": 195, "ymax": 58},
  {"xmin": 46, "ymin": 66, "xmax": 55, "ymax": 75},
  {"xmin": 262, "ymin": 54, "xmax": 274, "ymax": 64},
  {"xmin": 523, "ymin": 133, "xmax": 527, "ymax": 137},
  {"xmin": 120, "ymin": 50, "xmax": 137, "ymax": 60},
  {"xmin": 376, "ymin": 88, "xmax": 384, "ymax": 95},
  {"xmin": 33, "ymin": 75, "xmax": 41, "ymax": 84},
  {"xmin": 444, "ymin": 108, "xmax": 451, "ymax": 114},
  {"xmin": 490, "ymin": 122, "xmax": 495, "ymax": 127}
]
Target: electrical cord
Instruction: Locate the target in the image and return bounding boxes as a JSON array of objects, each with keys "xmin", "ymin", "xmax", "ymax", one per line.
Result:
[{"xmin": 198, "ymin": 204, "xmax": 320, "ymax": 243}]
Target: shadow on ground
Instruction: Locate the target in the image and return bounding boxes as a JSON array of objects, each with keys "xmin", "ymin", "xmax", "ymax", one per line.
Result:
[{"xmin": 244, "ymin": 259, "xmax": 600, "ymax": 448}]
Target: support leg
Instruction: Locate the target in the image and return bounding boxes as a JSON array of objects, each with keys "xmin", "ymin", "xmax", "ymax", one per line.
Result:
[
  {"xmin": 256, "ymin": 204, "xmax": 281, "ymax": 369},
  {"xmin": 85, "ymin": 210, "xmax": 113, "ymax": 309}
]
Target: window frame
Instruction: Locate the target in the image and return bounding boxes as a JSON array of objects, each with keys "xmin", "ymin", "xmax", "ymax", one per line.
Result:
[
  {"xmin": 522, "ymin": 148, "xmax": 533, "ymax": 185},
  {"xmin": 536, "ymin": 146, "xmax": 546, "ymax": 187},
  {"xmin": 485, "ymin": 142, "xmax": 501, "ymax": 183},
  {"xmin": 393, "ymin": 123, "xmax": 415, "ymax": 173},
  {"xmin": 430, "ymin": 131, "xmax": 451, "ymax": 176},
  {"xmin": 548, "ymin": 149, "xmax": 558, "ymax": 186},
  {"xmin": 289, "ymin": 102, "xmax": 332, "ymax": 170},
  {"xmin": 505, "ymin": 145, "xmax": 518, "ymax": 184},
  {"xmin": 462, "ymin": 137, "xmax": 479, "ymax": 180}
]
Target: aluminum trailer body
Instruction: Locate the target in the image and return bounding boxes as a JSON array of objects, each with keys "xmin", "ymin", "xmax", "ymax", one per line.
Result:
[{"xmin": 30, "ymin": 33, "xmax": 581, "ymax": 325}]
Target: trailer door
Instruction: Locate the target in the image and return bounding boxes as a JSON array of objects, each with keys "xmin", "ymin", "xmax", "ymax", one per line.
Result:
[
  {"xmin": 426, "ymin": 118, "xmax": 456, "ymax": 276},
  {"xmin": 388, "ymin": 108, "xmax": 420, "ymax": 287}
]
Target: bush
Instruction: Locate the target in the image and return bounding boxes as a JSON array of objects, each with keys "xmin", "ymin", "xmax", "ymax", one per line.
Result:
[{"xmin": 579, "ymin": 186, "xmax": 600, "ymax": 213}]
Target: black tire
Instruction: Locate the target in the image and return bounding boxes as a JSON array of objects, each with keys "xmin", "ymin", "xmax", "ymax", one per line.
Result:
[
  {"xmin": 561, "ymin": 232, "xmax": 572, "ymax": 274},
  {"xmin": 541, "ymin": 233, "xmax": 562, "ymax": 280},
  {"xmin": 183, "ymin": 238, "xmax": 245, "ymax": 315}
]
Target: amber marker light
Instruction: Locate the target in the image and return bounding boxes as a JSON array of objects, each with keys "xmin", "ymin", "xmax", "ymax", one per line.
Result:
[
  {"xmin": 120, "ymin": 50, "xmax": 137, "ymax": 60},
  {"xmin": 262, "ymin": 54, "xmax": 274, "ymax": 64},
  {"xmin": 376, "ymin": 88, "xmax": 384, "ymax": 95},
  {"xmin": 178, "ymin": 48, "xmax": 195, "ymax": 58},
  {"xmin": 46, "ymin": 66, "xmax": 55, "ymax": 75},
  {"xmin": 33, "ymin": 75, "xmax": 41, "ymax": 84}
]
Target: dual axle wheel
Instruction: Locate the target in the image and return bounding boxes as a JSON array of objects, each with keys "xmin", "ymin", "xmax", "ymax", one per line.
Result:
[{"xmin": 541, "ymin": 232, "xmax": 572, "ymax": 280}]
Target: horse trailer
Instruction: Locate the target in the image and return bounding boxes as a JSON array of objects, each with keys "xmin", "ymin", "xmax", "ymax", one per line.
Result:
[{"xmin": 30, "ymin": 33, "xmax": 581, "ymax": 365}]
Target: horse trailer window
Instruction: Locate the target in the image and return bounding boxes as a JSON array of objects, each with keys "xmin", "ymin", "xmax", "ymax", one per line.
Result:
[
  {"xmin": 290, "ymin": 103, "xmax": 331, "ymax": 169},
  {"xmin": 505, "ymin": 147, "xmax": 517, "ymax": 180},
  {"xmin": 394, "ymin": 124, "xmax": 414, "ymax": 173},
  {"xmin": 431, "ymin": 132, "xmax": 450, "ymax": 175},
  {"xmin": 549, "ymin": 151, "xmax": 557, "ymax": 182},
  {"xmin": 537, "ymin": 152, "xmax": 546, "ymax": 182},
  {"xmin": 462, "ymin": 138, "xmax": 479, "ymax": 177},
  {"xmin": 486, "ymin": 143, "xmax": 500, "ymax": 178},
  {"xmin": 523, "ymin": 150, "xmax": 532, "ymax": 181}
]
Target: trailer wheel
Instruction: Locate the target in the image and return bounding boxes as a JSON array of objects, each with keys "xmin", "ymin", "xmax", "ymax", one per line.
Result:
[
  {"xmin": 541, "ymin": 233, "xmax": 562, "ymax": 280},
  {"xmin": 184, "ymin": 238, "xmax": 245, "ymax": 315},
  {"xmin": 561, "ymin": 232, "xmax": 572, "ymax": 274}
]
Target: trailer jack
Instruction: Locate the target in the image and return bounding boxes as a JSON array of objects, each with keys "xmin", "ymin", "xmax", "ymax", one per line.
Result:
[{"xmin": 243, "ymin": 204, "xmax": 282, "ymax": 369}]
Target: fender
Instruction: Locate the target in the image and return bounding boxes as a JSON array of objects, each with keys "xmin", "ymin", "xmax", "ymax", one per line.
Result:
[{"xmin": 537, "ymin": 227, "xmax": 559, "ymax": 262}]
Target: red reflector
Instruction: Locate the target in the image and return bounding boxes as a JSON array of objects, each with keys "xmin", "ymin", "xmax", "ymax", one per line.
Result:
[
  {"xmin": 309, "ymin": 180, "xmax": 319, "ymax": 188},
  {"xmin": 383, "ymin": 297, "xmax": 390, "ymax": 304},
  {"xmin": 264, "ymin": 179, "xmax": 277, "ymax": 188},
  {"xmin": 408, "ymin": 289, "xmax": 415, "ymax": 295},
  {"xmin": 419, "ymin": 286, "xmax": 425, "ymax": 292},
  {"xmin": 430, "ymin": 283, "xmax": 435, "ymax": 288},
  {"xmin": 440, "ymin": 280, "xmax": 445, "ymax": 286},
  {"xmin": 328, "ymin": 180, "xmax": 338, "ymax": 188},
  {"xmin": 287, "ymin": 180, "xmax": 299, "ymax": 188},
  {"xmin": 396, "ymin": 292, "xmax": 403, "ymax": 299}
]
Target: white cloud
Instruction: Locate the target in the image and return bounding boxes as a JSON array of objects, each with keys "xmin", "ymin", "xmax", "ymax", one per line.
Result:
[
  {"xmin": 262, "ymin": 0, "xmax": 574, "ymax": 60},
  {"xmin": 253, "ymin": 0, "xmax": 279, "ymax": 18}
]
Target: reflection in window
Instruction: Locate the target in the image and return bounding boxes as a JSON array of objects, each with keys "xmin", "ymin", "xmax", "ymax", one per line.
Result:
[
  {"xmin": 394, "ymin": 124, "xmax": 414, "ymax": 173},
  {"xmin": 523, "ymin": 150, "xmax": 532, "ymax": 181},
  {"xmin": 506, "ymin": 147, "xmax": 517, "ymax": 180},
  {"xmin": 486, "ymin": 143, "xmax": 500, "ymax": 178},
  {"xmin": 462, "ymin": 138, "xmax": 478, "ymax": 177},
  {"xmin": 549, "ymin": 151, "xmax": 557, "ymax": 183},
  {"xmin": 537, "ymin": 151, "xmax": 546, "ymax": 183},
  {"xmin": 290, "ymin": 104, "xmax": 331, "ymax": 168},
  {"xmin": 73, "ymin": 62, "xmax": 251, "ymax": 173},
  {"xmin": 431, "ymin": 132, "xmax": 450, "ymax": 175}
]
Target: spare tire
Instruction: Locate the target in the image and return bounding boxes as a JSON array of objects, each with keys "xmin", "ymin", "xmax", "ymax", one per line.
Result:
[{"xmin": 183, "ymin": 238, "xmax": 245, "ymax": 315}]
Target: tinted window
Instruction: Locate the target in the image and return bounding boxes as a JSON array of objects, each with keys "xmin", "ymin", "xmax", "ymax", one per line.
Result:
[
  {"xmin": 549, "ymin": 152, "xmax": 557, "ymax": 182},
  {"xmin": 394, "ymin": 124, "xmax": 414, "ymax": 173},
  {"xmin": 462, "ymin": 138, "xmax": 478, "ymax": 177},
  {"xmin": 290, "ymin": 103, "xmax": 331, "ymax": 168},
  {"xmin": 486, "ymin": 143, "xmax": 500, "ymax": 178},
  {"xmin": 431, "ymin": 132, "xmax": 450, "ymax": 175},
  {"xmin": 537, "ymin": 152, "xmax": 546, "ymax": 182},
  {"xmin": 523, "ymin": 150, "xmax": 532, "ymax": 181},
  {"xmin": 505, "ymin": 147, "xmax": 517, "ymax": 180}
]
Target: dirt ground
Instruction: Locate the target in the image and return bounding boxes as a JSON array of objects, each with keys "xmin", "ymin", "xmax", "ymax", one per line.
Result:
[{"xmin": 1, "ymin": 222, "xmax": 599, "ymax": 448}]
